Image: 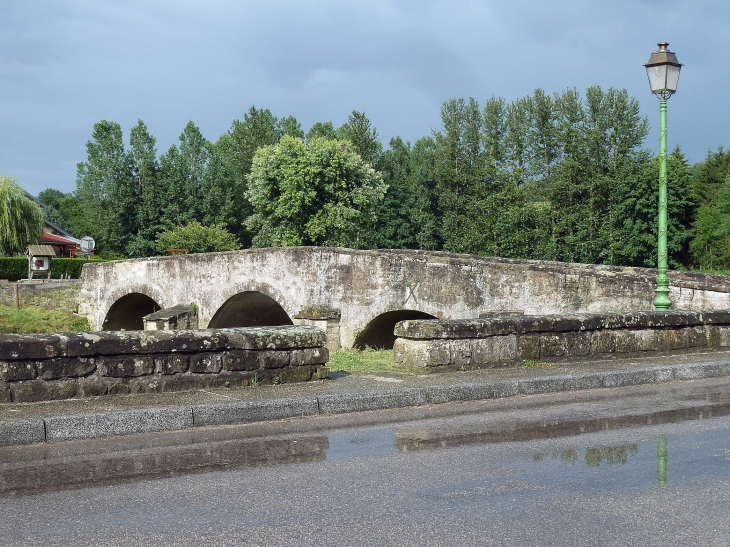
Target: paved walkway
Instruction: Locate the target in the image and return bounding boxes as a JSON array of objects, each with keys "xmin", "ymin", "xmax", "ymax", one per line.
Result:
[{"xmin": 2, "ymin": 350, "xmax": 730, "ymax": 447}]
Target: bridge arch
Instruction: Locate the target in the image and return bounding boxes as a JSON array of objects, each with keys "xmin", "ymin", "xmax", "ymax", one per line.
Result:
[
  {"xmin": 208, "ymin": 290, "xmax": 294, "ymax": 328},
  {"xmin": 103, "ymin": 292, "xmax": 161, "ymax": 331},
  {"xmin": 354, "ymin": 309, "xmax": 438, "ymax": 350}
]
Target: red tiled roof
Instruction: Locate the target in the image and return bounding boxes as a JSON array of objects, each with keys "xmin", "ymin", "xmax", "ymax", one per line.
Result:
[{"xmin": 38, "ymin": 232, "xmax": 78, "ymax": 245}]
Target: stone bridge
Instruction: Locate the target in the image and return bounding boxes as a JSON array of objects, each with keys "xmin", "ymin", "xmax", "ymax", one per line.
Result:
[{"xmin": 78, "ymin": 247, "xmax": 730, "ymax": 350}]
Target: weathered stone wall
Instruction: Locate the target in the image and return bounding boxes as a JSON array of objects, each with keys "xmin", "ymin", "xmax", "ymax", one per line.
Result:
[
  {"xmin": 0, "ymin": 326, "xmax": 329, "ymax": 403},
  {"xmin": 0, "ymin": 280, "xmax": 81, "ymax": 314},
  {"xmin": 393, "ymin": 310, "xmax": 730, "ymax": 371},
  {"xmin": 78, "ymin": 248, "xmax": 730, "ymax": 349}
]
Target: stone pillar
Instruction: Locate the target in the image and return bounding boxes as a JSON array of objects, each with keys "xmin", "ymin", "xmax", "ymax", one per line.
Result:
[
  {"xmin": 293, "ymin": 308, "xmax": 341, "ymax": 351},
  {"xmin": 143, "ymin": 304, "xmax": 199, "ymax": 331}
]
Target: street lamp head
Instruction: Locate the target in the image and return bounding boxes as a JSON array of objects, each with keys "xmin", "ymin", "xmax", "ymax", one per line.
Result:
[{"xmin": 645, "ymin": 42, "xmax": 682, "ymax": 100}]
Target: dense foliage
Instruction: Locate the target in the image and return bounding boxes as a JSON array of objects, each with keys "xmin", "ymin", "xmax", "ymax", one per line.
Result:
[{"xmin": 32, "ymin": 88, "xmax": 730, "ymax": 271}]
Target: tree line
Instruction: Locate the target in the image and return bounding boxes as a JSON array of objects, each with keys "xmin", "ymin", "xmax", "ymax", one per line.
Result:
[{"xmin": 35, "ymin": 87, "xmax": 730, "ymax": 271}]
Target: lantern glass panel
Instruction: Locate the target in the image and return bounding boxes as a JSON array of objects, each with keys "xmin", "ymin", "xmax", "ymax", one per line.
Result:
[
  {"xmin": 665, "ymin": 64, "xmax": 681, "ymax": 93},
  {"xmin": 647, "ymin": 64, "xmax": 668, "ymax": 94}
]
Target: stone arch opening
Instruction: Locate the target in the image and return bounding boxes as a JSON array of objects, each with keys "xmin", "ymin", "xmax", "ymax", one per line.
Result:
[
  {"xmin": 354, "ymin": 310, "xmax": 437, "ymax": 350},
  {"xmin": 208, "ymin": 291, "xmax": 293, "ymax": 328},
  {"xmin": 103, "ymin": 293, "xmax": 160, "ymax": 331}
]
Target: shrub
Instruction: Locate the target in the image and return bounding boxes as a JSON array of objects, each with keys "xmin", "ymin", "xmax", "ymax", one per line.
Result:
[{"xmin": 155, "ymin": 222, "xmax": 240, "ymax": 254}]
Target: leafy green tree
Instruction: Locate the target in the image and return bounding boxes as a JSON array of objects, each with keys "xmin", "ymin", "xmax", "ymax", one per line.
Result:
[
  {"xmin": 198, "ymin": 133, "xmax": 238, "ymax": 228},
  {"xmin": 691, "ymin": 170, "xmax": 730, "ymax": 270},
  {"xmin": 428, "ymin": 88, "xmax": 650, "ymax": 261},
  {"xmin": 306, "ymin": 122, "xmax": 337, "ymax": 142},
  {"xmin": 42, "ymin": 205, "xmax": 70, "ymax": 233},
  {"xmin": 56, "ymin": 195, "xmax": 85, "ymax": 239},
  {"xmin": 37, "ymin": 188, "xmax": 72, "ymax": 232},
  {"xmin": 154, "ymin": 122, "xmax": 211, "ymax": 236},
  {"xmin": 227, "ymin": 107, "xmax": 280, "ymax": 245},
  {"xmin": 0, "ymin": 175, "xmax": 43, "ymax": 255},
  {"xmin": 156, "ymin": 221, "xmax": 240, "ymax": 254},
  {"xmin": 691, "ymin": 146, "xmax": 730, "ymax": 206},
  {"xmin": 433, "ymin": 97, "xmax": 490, "ymax": 253},
  {"xmin": 246, "ymin": 136, "xmax": 387, "ymax": 248},
  {"xmin": 230, "ymin": 106, "xmax": 279, "ymax": 175},
  {"xmin": 126, "ymin": 120, "xmax": 162, "ymax": 256},
  {"xmin": 409, "ymin": 137, "xmax": 442, "ymax": 250},
  {"xmin": 37, "ymin": 188, "xmax": 68, "ymax": 210},
  {"xmin": 368, "ymin": 136, "xmax": 440, "ymax": 250},
  {"xmin": 367, "ymin": 137, "xmax": 416, "ymax": 249},
  {"xmin": 337, "ymin": 111, "xmax": 382, "ymax": 165},
  {"xmin": 610, "ymin": 148, "xmax": 694, "ymax": 269},
  {"xmin": 276, "ymin": 115, "xmax": 304, "ymax": 140},
  {"xmin": 75, "ymin": 120, "xmax": 133, "ymax": 252},
  {"xmin": 178, "ymin": 121, "xmax": 209, "ymax": 221}
]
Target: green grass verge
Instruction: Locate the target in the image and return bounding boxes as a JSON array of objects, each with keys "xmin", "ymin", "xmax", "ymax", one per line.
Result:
[
  {"xmin": 327, "ymin": 348, "xmax": 397, "ymax": 373},
  {"xmin": 0, "ymin": 305, "xmax": 91, "ymax": 333}
]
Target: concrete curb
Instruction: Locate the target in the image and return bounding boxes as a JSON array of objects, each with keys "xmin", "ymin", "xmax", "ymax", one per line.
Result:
[
  {"xmin": 2, "ymin": 360, "xmax": 730, "ymax": 447},
  {"xmin": 192, "ymin": 397, "xmax": 320, "ymax": 427},
  {"xmin": 43, "ymin": 406, "xmax": 194, "ymax": 443}
]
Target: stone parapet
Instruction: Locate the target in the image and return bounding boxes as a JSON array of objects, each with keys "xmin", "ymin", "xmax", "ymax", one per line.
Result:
[
  {"xmin": 0, "ymin": 326, "xmax": 329, "ymax": 403},
  {"xmin": 393, "ymin": 310, "xmax": 730, "ymax": 371}
]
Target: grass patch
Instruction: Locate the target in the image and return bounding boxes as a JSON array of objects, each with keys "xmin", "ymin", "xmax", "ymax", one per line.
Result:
[
  {"xmin": 327, "ymin": 348, "xmax": 396, "ymax": 373},
  {"xmin": 0, "ymin": 305, "xmax": 91, "ymax": 333}
]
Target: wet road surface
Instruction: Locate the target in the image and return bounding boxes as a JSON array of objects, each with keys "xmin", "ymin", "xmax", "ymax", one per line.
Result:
[{"xmin": 4, "ymin": 378, "xmax": 730, "ymax": 546}]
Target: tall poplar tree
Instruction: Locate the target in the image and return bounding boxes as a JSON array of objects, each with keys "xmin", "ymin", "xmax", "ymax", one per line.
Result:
[{"xmin": 75, "ymin": 120, "xmax": 132, "ymax": 252}]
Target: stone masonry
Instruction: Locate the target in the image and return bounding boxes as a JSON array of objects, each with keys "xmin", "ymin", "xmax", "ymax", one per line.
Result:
[
  {"xmin": 0, "ymin": 326, "xmax": 329, "ymax": 403},
  {"xmin": 393, "ymin": 310, "xmax": 730, "ymax": 372},
  {"xmin": 77, "ymin": 247, "xmax": 730, "ymax": 349}
]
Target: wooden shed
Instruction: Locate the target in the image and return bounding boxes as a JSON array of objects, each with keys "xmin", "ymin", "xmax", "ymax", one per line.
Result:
[{"xmin": 25, "ymin": 244, "xmax": 56, "ymax": 281}]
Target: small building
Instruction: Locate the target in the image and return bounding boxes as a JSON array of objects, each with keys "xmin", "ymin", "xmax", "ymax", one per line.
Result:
[
  {"xmin": 38, "ymin": 229, "xmax": 81, "ymax": 258},
  {"xmin": 25, "ymin": 245, "xmax": 56, "ymax": 280},
  {"xmin": 23, "ymin": 190, "xmax": 82, "ymax": 257}
]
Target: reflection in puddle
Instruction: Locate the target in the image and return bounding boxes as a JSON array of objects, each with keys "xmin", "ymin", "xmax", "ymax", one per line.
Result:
[
  {"xmin": 532, "ymin": 444, "xmax": 640, "ymax": 467},
  {"xmin": 393, "ymin": 397, "xmax": 730, "ymax": 454},
  {"xmin": 325, "ymin": 429, "xmax": 397, "ymax": 461},
  {"xmin": 0, "ymin": 436, "xmax": 328, "ymax": 497}
]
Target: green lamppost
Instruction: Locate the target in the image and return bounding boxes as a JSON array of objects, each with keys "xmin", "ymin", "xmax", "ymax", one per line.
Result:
[{"xmin": 645, "ymin": 42, "xmax": 682, "ymax": 310}]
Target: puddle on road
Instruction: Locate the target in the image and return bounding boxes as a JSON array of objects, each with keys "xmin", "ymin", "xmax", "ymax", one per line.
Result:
[
  {"xmin": 325, "ymin": 429, "xmax": 397, "ymax": 461},
  {"xmin": 6, "ymin": 386, "xmax": 730, "ymax": 497},
  {"xmin": 521, "ymin": 429, "xmax": 730, "ymax": 492},
  {"xmin": 0, "ymin": 436, "xmax": 329, "ymax": 497}
]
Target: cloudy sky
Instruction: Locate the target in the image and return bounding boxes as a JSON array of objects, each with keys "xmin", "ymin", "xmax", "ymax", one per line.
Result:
[{"xmin": 2, "ymin": 1, "xmax": 728, "ymax": 196}]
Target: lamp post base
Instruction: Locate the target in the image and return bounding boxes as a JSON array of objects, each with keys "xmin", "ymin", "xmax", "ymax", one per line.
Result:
[{"xmin": 654, "ymin": 281, "xmax": 672, "ymax": 310}]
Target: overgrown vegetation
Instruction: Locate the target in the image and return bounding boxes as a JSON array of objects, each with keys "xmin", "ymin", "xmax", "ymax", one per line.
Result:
[{"xmin": 0, "ymin": 305, "xmax": 90, "ymax": 333}]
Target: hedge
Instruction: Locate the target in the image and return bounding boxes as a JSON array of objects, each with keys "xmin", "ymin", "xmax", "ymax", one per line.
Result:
[
  {"xmin": 0, "ymin": 258, "xmax": 27, "ymax": 281},
  {"xmin": 0, "ymin": 257, "xmax": 108, "ymax": 281}
]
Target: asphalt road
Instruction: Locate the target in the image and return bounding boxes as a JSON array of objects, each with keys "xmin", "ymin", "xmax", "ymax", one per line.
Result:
[{"xmin": 4, "ymin": 378, "xmax": 730, "ymax": 546}]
